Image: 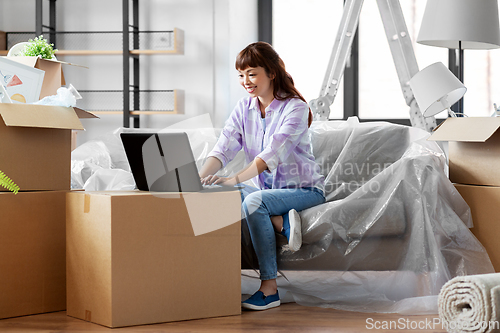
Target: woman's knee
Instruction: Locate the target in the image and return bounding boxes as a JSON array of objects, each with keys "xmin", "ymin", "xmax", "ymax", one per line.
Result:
[{"xmin": 242, "ymin": 191, "xmax": 266, "ymax": 218}]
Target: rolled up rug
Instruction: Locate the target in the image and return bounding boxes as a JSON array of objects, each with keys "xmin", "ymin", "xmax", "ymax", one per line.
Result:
[{"xmin": 439, "ymin": 273, "xmax": 500, "ymax": 333}]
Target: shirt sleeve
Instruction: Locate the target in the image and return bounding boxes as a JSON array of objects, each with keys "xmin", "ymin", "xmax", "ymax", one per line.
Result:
[
  {"xmin": 257, "ymin": 100, "xmax": 309, "ymax": 171},
  {"xmin": 207, "ymin": 101, "xmax": 244, "ymax": 168}
]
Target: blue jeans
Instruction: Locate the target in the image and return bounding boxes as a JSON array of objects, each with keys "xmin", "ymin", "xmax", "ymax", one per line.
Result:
[{"xmin": 240, "ymin": 185, "xmax": 325, "ymax": 280}]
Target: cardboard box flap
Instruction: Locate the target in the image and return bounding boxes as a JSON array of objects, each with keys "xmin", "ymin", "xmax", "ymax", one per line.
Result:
[
  {"xmin": 428, "ymin": 117, "xmax": 500, "ymax": 142},
  {"xmin": 51, "ymin": 59, "xmax": 89, "ymax": 69},
  {"xmin": 0, "ymin": 103, "xmax": 84, "ymax": 130},
  {"xmin": 6, "ymin": 56, "xmax": 87, "ymax": 68},
  {"xmin": 74, "ymin": 107, "xmax": 99, "ymax": 119}
]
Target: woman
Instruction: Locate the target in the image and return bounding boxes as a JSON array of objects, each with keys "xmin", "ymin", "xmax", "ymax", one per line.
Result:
[{"xmin": 199, "ymin": 42, "xmax": 325, "ymax": 311}]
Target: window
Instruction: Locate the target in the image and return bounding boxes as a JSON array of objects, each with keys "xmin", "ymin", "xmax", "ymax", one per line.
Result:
[
  {"xmin": 464, "ymin": 49, "xmax": 500, "ymax": 117},
  {"xmin": 358, "ymin": 0, "xmax": 447, "ymax": 119},
  {"xmin": 271, "ymin": 0, "xmax": 500, "ymax": 121},
  {"xmin": 272, "ymin": 0, "xmax": 344, "ymax": 119}
]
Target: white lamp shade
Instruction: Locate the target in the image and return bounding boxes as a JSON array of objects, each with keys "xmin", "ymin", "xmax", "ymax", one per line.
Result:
[
  {"xmin": 418, "ymin": 0, "xmax": 500, "ymax": 49},
  {"xmin": 409, "ymin": 62, "xmax": 467, "ymax": 117}
]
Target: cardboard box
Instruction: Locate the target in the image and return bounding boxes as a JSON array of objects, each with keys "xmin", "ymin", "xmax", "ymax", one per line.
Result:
[
  {"xmin": 5, "ymin": 56, "xmax": 80, "ymax": 99},
  {"xmin": 429, "ymin": 117, "xmax": 500, "ymax": 186},
  {"xmin": 0, "ymin": 190, "xmax": 67, "ymax": 319},
  {"xmin": 455, "ymin": 184, "xmax": 500, "ymax": 272},
  {"xmin": 0, "ymin": 103, "xmax": 96, "ymax": 191},
  {"xmin": 66, "ymin": 191, "xmax": 241, "ymax": 328}
]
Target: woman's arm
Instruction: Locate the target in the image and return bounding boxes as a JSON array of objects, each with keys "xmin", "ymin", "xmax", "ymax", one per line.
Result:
[
  {"xmin": 200, "ymin": 102, "xmax": 247, "ymax": 185},
  {"xmin": 199, "ymin": 156, "xmax": 222, "ymax": 179},
  {"xmin": 216, "ymin": 157, "xmax": 267, "ymax": 186}
]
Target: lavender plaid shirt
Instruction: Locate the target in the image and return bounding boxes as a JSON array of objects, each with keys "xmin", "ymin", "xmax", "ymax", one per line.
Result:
[{"xmin": 208, "ymin": 96, "xmax": 325, "ymax": 193}]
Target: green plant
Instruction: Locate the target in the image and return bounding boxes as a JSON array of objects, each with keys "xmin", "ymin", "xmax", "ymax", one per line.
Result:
[
  {"xmin": 20, "ymin": 35, "xmax": 58, "ymax": 60},
  {"xmin": 0, "ymin": 170, "xmax": 20, "ymax": 194}
]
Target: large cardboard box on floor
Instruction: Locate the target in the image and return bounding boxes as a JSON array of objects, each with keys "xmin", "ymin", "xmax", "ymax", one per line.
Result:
[
  {"xmin": 429, "ymin": 117, "xmax": 500, "ymax": 186},
  {"xmin": 455, "ymin": 184, "xmax": 500, "ymax": 272},
  {"xmin": 0, "ymin": 103, "xmax": 96, "ymax": 191},
  {"xmin": 66, "ymin": 190, "xmax": 242, "ymax": 328},
  {"xmin": 0, "ymin": 190, "xmax": 67, "ymax": 319}
]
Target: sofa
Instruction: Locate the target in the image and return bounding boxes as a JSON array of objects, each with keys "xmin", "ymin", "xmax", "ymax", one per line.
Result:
[{"xmin": 237, "ymin": 118, "xmax": 493, "ymax": 313}]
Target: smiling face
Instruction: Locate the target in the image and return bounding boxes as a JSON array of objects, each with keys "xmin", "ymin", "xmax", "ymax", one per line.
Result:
[{"xmin": 238, "ymin": 66, "xmax": 274, "ymax": 106}]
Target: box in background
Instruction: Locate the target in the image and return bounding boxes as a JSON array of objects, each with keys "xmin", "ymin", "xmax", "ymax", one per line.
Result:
[
  {"xmin": 0, "ymin": 103, "xmax": 97, "ymax": 191},
  {"xmin": 429, "ymin": 117, "xmax": 500, "ymax": 186},
  {"xmin": 0, "ymin": 190, "xmax": 67, "ymax": 319},
  {"xmin": 66, "ymin": 191, "xmax": 241, "ymax": 328},
  {"xmin": 455, "ymin": 184, "xmax": 500, "ymax": 272}
]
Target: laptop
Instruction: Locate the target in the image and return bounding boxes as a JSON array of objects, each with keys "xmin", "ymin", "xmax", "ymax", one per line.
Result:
[{"xmin": 120, "ymin": 132, "xmax": 241, "ymax": 193}]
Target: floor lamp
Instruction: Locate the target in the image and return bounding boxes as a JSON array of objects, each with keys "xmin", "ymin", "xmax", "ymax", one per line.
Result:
[{"xmin": 417, "ymin": 0, "xmax": 500, "ymax": 115}]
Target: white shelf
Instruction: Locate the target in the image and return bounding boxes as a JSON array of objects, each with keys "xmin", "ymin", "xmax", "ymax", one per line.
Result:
[{"xmin": 55, "ymin": 28, "xmax": 184, "ymax": 56}]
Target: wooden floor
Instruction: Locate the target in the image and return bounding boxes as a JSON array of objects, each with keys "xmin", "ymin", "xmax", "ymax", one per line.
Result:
[{"xmin": 0, "ymin": 303, "xmax": 447, "ymax": 333}]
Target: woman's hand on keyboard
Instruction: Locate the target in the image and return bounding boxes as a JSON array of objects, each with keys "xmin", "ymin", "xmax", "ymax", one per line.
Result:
[
  {"xmin": 215, "ymin": 177, "xmax": 237, "ymax": 187},
  {"xmin": 201, "ymin": 174, "xmax": 224, "ymax": 185}
]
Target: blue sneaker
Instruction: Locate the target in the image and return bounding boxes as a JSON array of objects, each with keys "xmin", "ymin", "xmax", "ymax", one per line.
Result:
[
  {"xmin": 241, "ymin": 291, "xmax": 281, "ymax": 310},
  {"xmin": 281, "ymin": 209, "xmax": 302, "ymax": 252}
]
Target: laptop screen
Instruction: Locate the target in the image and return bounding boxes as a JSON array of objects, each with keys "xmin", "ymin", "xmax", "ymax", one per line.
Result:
[{"xmin": 120, "ymin": 132, "xmax": 204, "ymax": 192}]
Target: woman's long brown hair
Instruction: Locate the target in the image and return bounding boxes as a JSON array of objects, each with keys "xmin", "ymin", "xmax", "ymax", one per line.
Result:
[{"xmin": 235, "ymin": 42, "xmax": 313, "ymax": 127}]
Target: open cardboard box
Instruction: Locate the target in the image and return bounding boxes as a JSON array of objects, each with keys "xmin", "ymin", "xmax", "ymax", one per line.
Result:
[
  {"xmin": 5, "ymin": 56, "xmax": 85, "ymax": 99},
  {"xmin": 0, "ymin": 190, "xmax": 67, "ymax": 319},
  {"xmin": 66, "ymin": 190, "xmax": 241, "ymax": 328},
  {"xmin": 0, "ymin": 103, "xmax": 97, "ymax": 191},
  {"xmin": 428, "ymin": 117, "xmax": 500, "ymax": 186}
]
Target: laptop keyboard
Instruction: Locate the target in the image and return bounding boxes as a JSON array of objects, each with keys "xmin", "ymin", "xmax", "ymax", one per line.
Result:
[
  {"xmin": 200, "ymin": 184, "xmax": 243, "ymax": 192},
  {"xmin": 202, "ymin": 184, "xmax": 223, "ymax": 189}
]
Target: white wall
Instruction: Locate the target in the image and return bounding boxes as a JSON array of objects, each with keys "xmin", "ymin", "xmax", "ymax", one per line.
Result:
[{"xmin": 0, "ymin": 0, "xmax": 257, "ymax": 145}]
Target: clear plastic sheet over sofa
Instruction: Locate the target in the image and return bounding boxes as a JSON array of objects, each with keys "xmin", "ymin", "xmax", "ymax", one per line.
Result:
[{"xmin": 71, "ymin": 117, "xmax": 494, "ymax": 314}]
